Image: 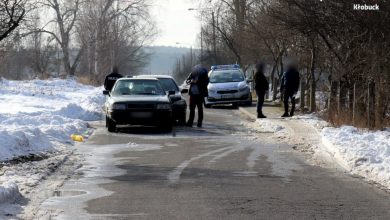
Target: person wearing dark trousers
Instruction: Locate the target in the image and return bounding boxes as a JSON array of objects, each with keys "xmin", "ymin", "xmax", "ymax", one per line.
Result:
[
  {"xmin": 104, "ymin": 66, "xmax": 123, "ymax": 92},
  {"xmin": 280, "ymin": 63, "xmax": 300, "ymax": 117},
  {"xmin": 254, "ymin": 62, "xmax": 269, "ymax": 118},
  {"xmin": 186, "ymin": 65, "xmax": 209, "ymax": 128}
]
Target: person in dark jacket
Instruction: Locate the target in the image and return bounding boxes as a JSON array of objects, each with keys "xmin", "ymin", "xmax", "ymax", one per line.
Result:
[
  {"xmin": 186, "ymin": 65, "xmax": 209, "ymax": 128},
  {"xmin": 280, "ymin": 63, "xmax": 300, "ymax": 117},
  {"xmin": 254, "ymin": 62, "xmax": 269, "ymax": 118},
  {"xmin": 104, "ymin": 66, "xmax": 123, "ymax": 92}
]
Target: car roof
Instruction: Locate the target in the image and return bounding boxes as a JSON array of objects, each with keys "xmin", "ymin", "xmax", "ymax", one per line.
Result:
[{"xmin": 135, "ymin": 75, "xmax": 174, "ymax": 79}]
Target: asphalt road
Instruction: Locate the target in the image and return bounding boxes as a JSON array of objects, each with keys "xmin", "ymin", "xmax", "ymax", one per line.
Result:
[{"xmin": 37, "ymin": 107, "xmax": 390, "ymax": 220}]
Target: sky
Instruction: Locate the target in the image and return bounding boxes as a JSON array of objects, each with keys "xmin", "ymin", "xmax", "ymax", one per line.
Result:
[{"xmin": 151, "ymin": 0, "xmax": 201, "ymax": 48}]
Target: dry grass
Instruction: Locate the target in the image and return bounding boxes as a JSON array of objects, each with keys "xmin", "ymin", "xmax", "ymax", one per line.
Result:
[
  {"xmin": 76, "ymin": 75, "xmax": 101, "ymax": 86},
  {"xmin": 325, "ymin": 110, "xmax": 389, "ymax": 130}
]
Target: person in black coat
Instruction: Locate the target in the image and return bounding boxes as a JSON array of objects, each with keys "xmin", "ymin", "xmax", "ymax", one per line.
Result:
[
  {"xmin": 254, "ymin": 62, "xmax": 269, "ymax": 118},
  {"xmin": 104, "ymin": 66, "xmax": 123, "ymax": 92},
  {"xmin": 186, "ymin": 65, "xmax": 209, "ymax": 128},
  {"xmin": 280, "ymin": 63, "xmax": 300, "ymax": 117}
]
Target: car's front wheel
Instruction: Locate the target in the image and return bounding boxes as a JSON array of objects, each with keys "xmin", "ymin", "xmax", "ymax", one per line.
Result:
[
  {"xmin": 159, "ymin": 123, "xmax": 173, "ymax": 132},
  {"xmin": 178, "ymin": 113, "xmax": 186, "ymax": 125},
  {"xmin": 204, "ymin": 103, "xmax": 212, "ymax": 108},
  {"xmin": 245, "ymin": 93, "xmax": 253, "ymax": 106},
  {"xmin": 107, "ymin": 117, "xmax": 116, "ymax": 132}
]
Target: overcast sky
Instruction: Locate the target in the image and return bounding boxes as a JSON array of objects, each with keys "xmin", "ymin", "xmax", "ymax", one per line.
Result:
[{"xmin": 151, "ymin": 0, "xmax": 201, "ymax": 48}]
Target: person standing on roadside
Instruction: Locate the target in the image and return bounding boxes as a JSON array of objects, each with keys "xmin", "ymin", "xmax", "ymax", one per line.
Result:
[
  {"xmin": 280, "ymin": 62, "xmax": 300, "ymax": 117},
  {"xmin": 104, "ymin": 66, "xmax": 123, "ymax": 92},
  {"xmin": 186, "ymin": 65, "xmax": 209, "ymax": 128},
  {"xmin": 254, "ymin": 62, "xmax": 269, "ymax": 118}
]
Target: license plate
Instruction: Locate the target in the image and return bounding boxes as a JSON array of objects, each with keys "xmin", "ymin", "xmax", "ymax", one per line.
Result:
[
  {"xmin": 131, "ymin": 112, "xmax": 153, "ymax": 118},
  {"xmin": 221, "ymin": 94, "xmax": 233, "ymax": 99}
]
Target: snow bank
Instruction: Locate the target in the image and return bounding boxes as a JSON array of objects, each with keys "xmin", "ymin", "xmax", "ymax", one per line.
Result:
[
  {"xmin": 322, "ymin": 126, "xmax": 390, "ymax": 188},
  {"xmin": 0, "ymin": 78, "xmax": 104, "ymax": 161},
  {"xmin": 0, "ymin": 78, "xmax": 103, "ymax": 206}
]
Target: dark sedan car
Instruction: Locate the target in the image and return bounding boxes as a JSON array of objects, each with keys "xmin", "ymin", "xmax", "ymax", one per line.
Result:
[
  {"xmin": 103, "ymin": 78, "xmax": 174, "ymax": 132},
  {"xmin": 135, "ymin": 75, "xmax": 188, "ymax": 125}
]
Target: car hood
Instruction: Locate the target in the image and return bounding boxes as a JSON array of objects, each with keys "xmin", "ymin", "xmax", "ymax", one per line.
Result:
[
  {"xmin": 109, "ymin": 95, "xmax": 170, "ymax": 103},
  {"xmin": 208, "ymin": 81, "xmax": 246, "ymax": 90}
]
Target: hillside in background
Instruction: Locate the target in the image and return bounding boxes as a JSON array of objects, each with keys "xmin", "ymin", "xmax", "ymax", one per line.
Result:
[{"xmin": 142, "ymin": 46, "xmax": 193, "ymax": 75}]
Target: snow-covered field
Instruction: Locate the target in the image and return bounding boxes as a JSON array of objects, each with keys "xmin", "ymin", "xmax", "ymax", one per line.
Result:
[{"xmin": 0, "ymin": 78, "xmax": 104, "ymax": 211}]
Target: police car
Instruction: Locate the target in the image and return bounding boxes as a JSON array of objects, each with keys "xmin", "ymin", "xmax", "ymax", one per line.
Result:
[{"xmin": 205, "ymin": 64, "xmax": 252, "ymax": 108}]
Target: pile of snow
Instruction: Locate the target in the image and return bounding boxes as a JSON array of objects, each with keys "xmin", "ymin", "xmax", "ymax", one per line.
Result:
[
  {"xmin": 0, "ymin": 78, "xmax": 104, "ymax": 161},
  {"xmin": 0, "ymin": 78, "xmax": 103, "ymax": 206},
  {"xmin": 255, "ymin": 119, "xmax": 285, "ymax": 133},
  {"xmin": 322, "ymin": 126, "xmax": 390, "ymax": 188},
  {"xmin": 0, "ymin": 182, "xmax": 20, "ymax": 204},
  {"xmin": 293, "ymin": 114, "xmax": 329, "ymax": 129}
]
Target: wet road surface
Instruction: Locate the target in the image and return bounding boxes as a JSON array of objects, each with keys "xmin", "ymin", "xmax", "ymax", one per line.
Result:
[{"xmin": 37, "ymin": 107, "xmax": 390, "ymax": 219}]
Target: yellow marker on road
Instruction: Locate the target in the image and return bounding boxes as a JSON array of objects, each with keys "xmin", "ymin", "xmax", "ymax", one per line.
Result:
[{"xmin": 71, "ymin": 134, "xmax": 84, "ymax": 142}]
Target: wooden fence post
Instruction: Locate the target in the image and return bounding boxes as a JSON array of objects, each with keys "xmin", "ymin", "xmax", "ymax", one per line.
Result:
[{"xmin": 352, "ymin": 83, "xmax": 356, "ymax": 125}]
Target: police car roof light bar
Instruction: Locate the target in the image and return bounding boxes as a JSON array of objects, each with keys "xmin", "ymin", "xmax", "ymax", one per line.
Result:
[{"xmin": 211, "ymin": 64, "xmax": 241, "ymax": 71}]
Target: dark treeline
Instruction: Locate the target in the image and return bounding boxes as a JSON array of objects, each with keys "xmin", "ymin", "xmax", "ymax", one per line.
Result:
[
  {"xmin": 174, "ymin": 0, "xmax": 389, "ymax": 129},
  {"xmin": 0, "ymin": 0, "xmax": 155, "ymax": 84}
]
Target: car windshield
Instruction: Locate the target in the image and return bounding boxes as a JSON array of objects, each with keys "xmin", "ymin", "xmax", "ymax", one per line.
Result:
[
  {"xmin": 158, "ymin": 78, "xmax": 179, "ymax": 92},
  {"xmin": 112, "ymin": 80, "xmax": 165, "ymax": 96},
  {"xmin": 209, "ymin": 70, "xmax": 245, "ymax": 83}
]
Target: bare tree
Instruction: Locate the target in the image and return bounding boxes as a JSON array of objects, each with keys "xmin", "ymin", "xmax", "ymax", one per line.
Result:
[
  {"xmin": 78, "ymin": 0, "xmax": 156, "ymax": 82},
  {"xmin": 37, "ymin": 0, "xmax": 83, "ymax": 76},
  {"xmin": 0, "ymin": 0, "xmax": 28, "ymax": 42}
]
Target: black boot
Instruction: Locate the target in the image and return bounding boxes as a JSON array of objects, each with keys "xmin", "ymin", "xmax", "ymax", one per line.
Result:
[
  {"xmin": 290, "ymin": 106, "xmax": 296, "ymax": 117},
  {"xmin": 257, "ymin": 112, "xmax": 267, "ymax": 118},
  {"xmin": 281, "ymin": 112, "xmax": 289, "ymax": 117}
]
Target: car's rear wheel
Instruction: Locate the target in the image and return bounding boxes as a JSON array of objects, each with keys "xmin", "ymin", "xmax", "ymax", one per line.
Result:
[
  {"xmin": 232, "ymin": 103, "xmax": 239, "ymax": 109},
  {"xmin": 107, "ymin": 117, "xmax": 116, "ymax": 132}
]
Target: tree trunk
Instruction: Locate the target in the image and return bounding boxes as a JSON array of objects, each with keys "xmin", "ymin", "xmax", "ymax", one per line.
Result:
[
  {"xmin": 329, "ymin": 81, "xmax": 339, "ymax": 120},
  {"xmin": 300, "ymin": 78, "xmax": 305, "ymax": 110},
  {"xmin": 309, "ymin": 40, "xmax": 316, "ymax": 112}
]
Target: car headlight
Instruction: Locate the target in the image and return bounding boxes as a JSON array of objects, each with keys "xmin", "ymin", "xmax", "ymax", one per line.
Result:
[
  {"xmin": 112, "ymin": 103, "xmax": 126, "ymax": 110},
  {"xmin": 157, "ymin": 104, "xmax": 171, "ymax": 110},
  {"xmin": 239, "ymin": 85, "xmax": 249, "ymax": 92},
  {"xmin": 208, "ymin": 88, "xmax": 217, "ymax": 93}
]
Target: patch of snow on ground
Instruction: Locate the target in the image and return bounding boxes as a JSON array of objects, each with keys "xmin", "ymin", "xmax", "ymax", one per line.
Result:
[
  {"xmin": 322, "ymin": 126, "xmax": 390, "ymax": 188},
  {"xmin": 255, "ymin": 119, "xmax": 285, "ymax": 133},
  {"xmin": 0, "ymin": 78, "xmax": 103, "ymax": 207},
  {"xmin": 0, "ymin": 78, "xmax": 104, "ymax": 161},
  {"xmin": 293, "ymin": 114, "xmax": 329, "ymax": 129}
]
